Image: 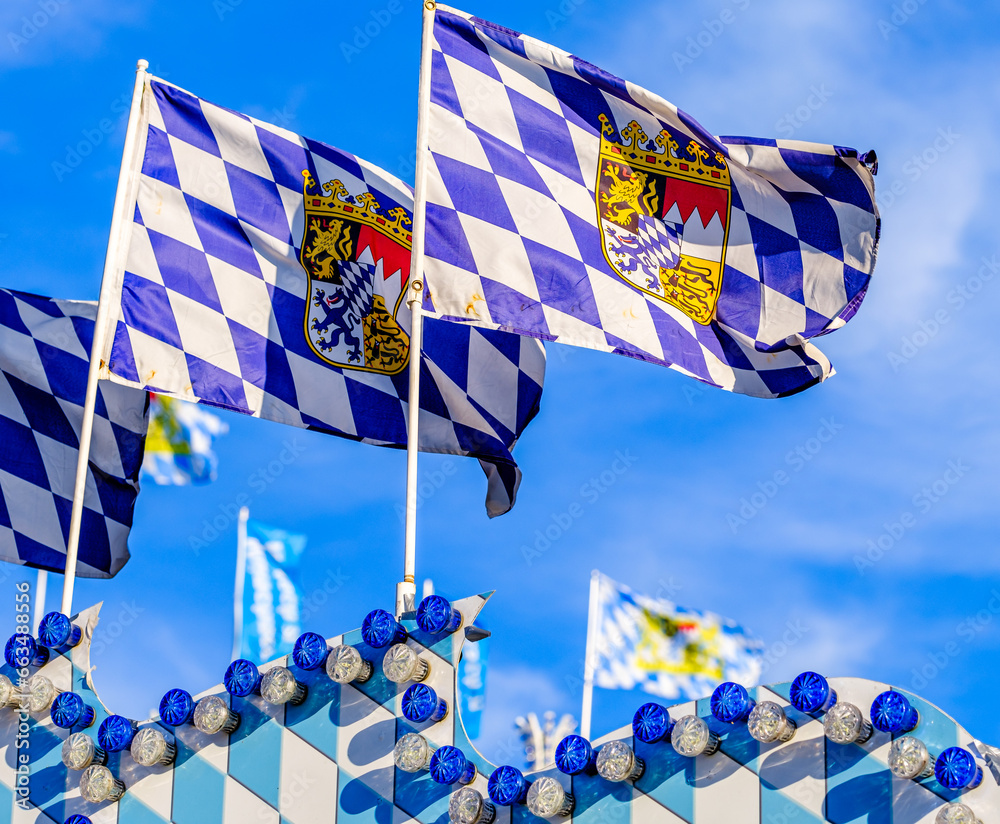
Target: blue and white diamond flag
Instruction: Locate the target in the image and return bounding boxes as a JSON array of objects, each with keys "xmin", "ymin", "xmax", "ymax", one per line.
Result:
[
  {"xmin": 420, "ymin": 6, "xmax": 880, "ymax": 398},
  {"xmin": 234, "ymin": 516, "xmax": 305, "ymax": 664},
  {"xmin": 594, "ymin": 573, "xmax": 763, "ymax": 701},
  {"xmin": 97, "ymin": 77, "xmax": 545, "ymax": 516},
  {"xmin": 0, "ymin": 290, "xmax": 148, "ymax": 578}
]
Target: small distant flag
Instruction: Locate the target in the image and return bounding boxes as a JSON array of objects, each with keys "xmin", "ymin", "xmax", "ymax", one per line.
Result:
[
  {"xmin": 233, "ymin": 510, "xmax": 306, "ymax": 664},
  {"xmin": 458, "ymin": 632, "xmax": 489, "ymax": 739},
  {"xmin": 591, "ymin": 573, "xmax": 762, "ymax": 701},
  {"xmin": 141, "ymin": 394, "xmax": 227, "ymax": 485}
]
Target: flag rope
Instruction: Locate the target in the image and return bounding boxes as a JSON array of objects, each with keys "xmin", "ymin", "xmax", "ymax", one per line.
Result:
[
  {"xmin": 61, "ymin": 59, "xmax": 149, "ymax": 616},
  {"xmin": 396, "ymin": 1, "xmax": 438, "ymax": 618}
]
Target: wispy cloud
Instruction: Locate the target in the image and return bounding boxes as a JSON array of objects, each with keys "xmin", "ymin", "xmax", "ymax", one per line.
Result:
[{"xmin": 0, "ymin": 0, "xmax": 146, "ymax": 67}]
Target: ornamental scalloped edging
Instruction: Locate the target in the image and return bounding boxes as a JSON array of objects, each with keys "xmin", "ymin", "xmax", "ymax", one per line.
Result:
[{"xmin": 0, "ymin": 594, "xmax": 997, "ymax": 824}]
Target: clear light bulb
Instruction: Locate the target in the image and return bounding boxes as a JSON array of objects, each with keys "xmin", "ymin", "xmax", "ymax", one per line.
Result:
[
  {"xmin": 193, "ymin": 695, "xmax": 240, "ymax": 735},
  {"xmin": 526, "ymin": 776, "xmax": 574, "ymax": 818},
  {"xmin": 62, "ymin": 733, "xmax": 106, "ymax": 771},
  {"xmin": 748, "ymin": 701, "xmax": 796, "ymax": 744},
  {"xmin": 449, "ymin": 787, "xmax": 496, "ymax": 824},
  {"xmin": 671, "ymin": 715, "xmax": 720, "ymax": 757},
  {"xmin": 888, "ymin": 736, "xmax": 932, "ymax": 780},
  {"xmin": 79, "ymin": 764, "xmax": 125, "ymax": 803},
  {"xmin": 326, "ymin": 644, "xmax": 373, "ymax": 684},
  {"xmin": 824, "ymin": 702, "xmax": 873, "ymax": 745},
  {"xmin": 596, "ymin": 740, "xmax": 644, "ymax": 782},
  {"xmin": 130, "ymin": 728, "xmax": 177, "ymax": 767},
  {"xmin": 261, "ymin": 666, "xmax": 307, "ymax": 706},
  {"xmin": 383, "ymin": 644, "xmax": 430, "ymax": 684},
  {"xmin": 393, "ymin": 733, "xmax": 435, "ymax": 772},
  {"xmin": 25, "ymin": 674, "xmax": 59, "ymax": 714}
]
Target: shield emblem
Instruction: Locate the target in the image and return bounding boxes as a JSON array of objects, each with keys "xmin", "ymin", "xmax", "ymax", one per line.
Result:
[
  {"xmin": 299, "ymin": 171, "xmax": 412, "ymax": 374},
  {"xmin": 596, "ymin": 114, "xmax": 732, "ymax": 325}
]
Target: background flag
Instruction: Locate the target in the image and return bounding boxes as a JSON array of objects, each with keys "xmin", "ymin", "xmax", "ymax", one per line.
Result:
[
  {"xmin": 0, "ymin": 290, "xmax": 147, "ymax": 578},
  {"xmin": 458, "ymin": 631, "xmax": 488, "ymax": 738},
  {"xmin": 593, "ymin": 573, "xmax": 763, "ymax": 701},
  {"xmin": 98, "ymin": 76, "xmax": 544, "ymax": 517},
  {"xmin": 421, "ymin": 6, "xmax": 879, "ymax": 398},
  {"xmin": 141, "ymin": 394, "xmax": 227, "ymax": 485},
  {"xmin": 233, "ymin": 512, "xmax": 305, "ymax": 664}
]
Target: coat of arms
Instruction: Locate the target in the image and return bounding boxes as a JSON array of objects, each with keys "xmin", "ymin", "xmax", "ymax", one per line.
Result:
[
  {"xmin": 596, "ymin": 114, "xmax": 732, "ymax": 325},
  {"xmin": 299, "ymin": 171, "xmax": 412, "ymax": 374}
]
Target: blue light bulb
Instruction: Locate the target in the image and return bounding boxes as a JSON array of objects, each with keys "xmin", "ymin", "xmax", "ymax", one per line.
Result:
[
  {"xmin": 488, "ymin": 765, "xmax": 529, "ymax": 805},
  {"xmin": 871, "ymin": 691, "xmax": 919, "ymax": 734},
  {"xmin": 416, "ymin": 595, "xmax": 462, "ymax": 635},
  {"xmin": 361, "ymin": 609, "xmax": 407, "ymax": 649},
  {"xmin": 38, "ymin": 612, "xmax": 82, "ymax": 649},
  {"xmin": 97, "ymin": 715, "xmax": 138, "ymax": 752},
  {"xmin": 65, "ymin": 816, "xmax": 93, "ymax": 824},
  {"xmin": 711, "ymin": 682, "xmax": 755, "ymax": 724},
  {"xmin": 51, "ymin": 693, "xmax": 95, "ymax": 729},
  {"xmin": 555, "ymin": 734, "xmax": 596, "ymax": 775},
  {"xmin": 224, "ymin": 659, "xmax": 261, "ymax": 697},
  {"xmin": 4, "ymin": 634, "xmax": 48, "ymax": 668},
  {"xmin": 935, "ymin": 747, "xmax": 983, "ymax": 790},
  {"xmin": 632, "ymin": 703, "xmax": 674, "ymax": 743},
  {"xmin": 401, "ymin": 683, "xmax": 447, "ymax": 723},
  {"xmin": 292, "ymin": 632, "xmax": 330, "ymax": 671},
  {"xmin": 159, "ymin": 689, "xmax": 195, "ymax": 726},
  {"xmin": 789, "ymin": 672, "xmax": 837, "ymax": 714},
  {"xmin": 430, "ymin": 745, "xmax": 477, "ymax": 785}
]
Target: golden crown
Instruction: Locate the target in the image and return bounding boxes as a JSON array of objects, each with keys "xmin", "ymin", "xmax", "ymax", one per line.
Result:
[
  {"xmin": 301, "ymin": 170, "xmax": 413, "ymax": 248},
  {"xmin": 598, "ymin": 114, "xmax": 730, "ymax": 187}
]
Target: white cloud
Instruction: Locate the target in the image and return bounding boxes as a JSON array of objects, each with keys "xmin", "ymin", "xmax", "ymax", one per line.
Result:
[{"xmin": 0, "ymin": 0, "xmax": 146, "ymax": 67}]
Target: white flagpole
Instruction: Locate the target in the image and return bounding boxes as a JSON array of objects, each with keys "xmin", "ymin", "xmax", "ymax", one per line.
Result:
[
  {"xmin": 232, "ymin": 507, "xmax": 249, "ymax": 660},
  {"xmin": 396, "ymin": 1, "xmax": 437, "ymax": 618},
  {"xmin": 60, "ymin": 59, "xmax": 149, "ymax": 616},
  {"xmin": 580, "ymin": 569, "xmax": 601, "ymax": 740}
]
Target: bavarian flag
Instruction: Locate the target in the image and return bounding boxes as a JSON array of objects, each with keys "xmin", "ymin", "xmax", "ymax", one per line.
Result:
[
  {"xmin": 97, "ymin": 76, "xmax": 544, "ymax": 517},
  {"xmin": 593, "ymin": 573, "xmax": 763, "ymax": 701},
  {"xmin": 142, "ymin": 394, "xmax": 227, "ymax": 485},
  {"xmin": 420, "ymin": 6, "xmax": 879, "ymax": 398}
]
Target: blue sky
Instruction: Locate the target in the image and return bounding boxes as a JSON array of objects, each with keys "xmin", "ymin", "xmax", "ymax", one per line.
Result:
[{"xmin": 1, "ymin": 0, "xmax": 999, "ymax": 765}]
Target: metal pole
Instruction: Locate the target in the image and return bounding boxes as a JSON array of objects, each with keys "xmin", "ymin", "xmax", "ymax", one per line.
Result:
[
  {"xmin": 580, "ymin": 569, "xmax": 601, "ymax": 740},
  {"xmin": 60, "ymin": 59, "xmax": 149, "ymax": 616},
  {"xmin": 396, "ymin": 0, "xmax": 437, "ymax": 618}
]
